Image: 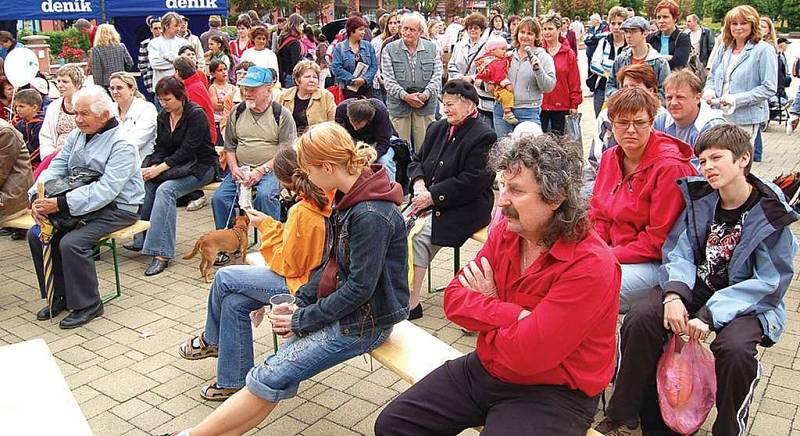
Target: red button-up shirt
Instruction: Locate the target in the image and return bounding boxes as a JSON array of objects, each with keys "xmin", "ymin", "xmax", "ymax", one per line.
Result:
[{"xmin": 444, "ymin": 217, "xmax": 621, "ymax": 396}]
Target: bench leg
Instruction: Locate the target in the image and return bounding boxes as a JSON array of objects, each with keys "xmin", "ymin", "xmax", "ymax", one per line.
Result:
[
  {"xmin": 432, "ymin": 247, "xmax": 460, "ymax": 293},
  {"xmin": 102, "ymin": 238, "xmax": 122, "ymax": 304}
]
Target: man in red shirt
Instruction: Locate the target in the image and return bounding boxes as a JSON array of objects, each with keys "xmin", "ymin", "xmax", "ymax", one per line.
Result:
[{"xmin": 375, "ymin": 135, "xmax": 621, "ymax": 435}]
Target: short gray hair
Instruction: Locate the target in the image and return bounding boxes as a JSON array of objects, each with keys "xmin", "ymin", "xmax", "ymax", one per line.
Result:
[
  {"xmin": 73, "ymin": 85, "xmax": 116, "ymax": 117},
  {"xmin": 489, "ymin": 134, "xmax": 588, "ymax": 247},
  {"xmin": 401, "ymin": 12, "xmax": 425, "ymax": 32}
]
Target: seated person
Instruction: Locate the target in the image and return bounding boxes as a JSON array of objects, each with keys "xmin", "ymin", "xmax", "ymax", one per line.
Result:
[
  {"xmin": 177, "ymin": 147, "xmax": 331, "ymax": 401},
  {"xmin": 654, "ymin": 69, "xmax": 726, "ymax": 147},
  {"xmin": 28, "ymin": 85, "xmax": 144, "ymax": 329},
  {"xmin": 163, "ymin": 122, "xmax": 408, "ymax": 436},
  {"xmin": 376, "ymin": 134, "xmax": 621, "ymax": 436},
  {"xmin": 590, "ymin": 86, "xmax": 697, "ymax": 313},
  {"xmin": 277, "ymin": 60, "xmax": 336, "ymax": 136},
  {"xmin": 335, "ymin": 97, "xmax": 397, "ymax": 181},
  {"xmin": 12, "ymin": 89, "xmax": 45, "ymax": 172},
  {"xmin": 126, "ymin": 77, "xmax": 218, "ymax": 276},
  {"xmin": 211, "ymin": 67, "xmax": 297, "ymax": 264},
  {"xmin": 1, "ymin": 117, "xmax": 33, "ymax": 222},
  {"xmin": 595, "ymin": 124, "xmax": 798, "ymax": 435}
]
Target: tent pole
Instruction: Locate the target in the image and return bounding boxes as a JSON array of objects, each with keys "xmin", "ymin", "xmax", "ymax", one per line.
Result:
[{"xmin": 101, "ymin": 0, "xmax": 106, "ymax": 22}]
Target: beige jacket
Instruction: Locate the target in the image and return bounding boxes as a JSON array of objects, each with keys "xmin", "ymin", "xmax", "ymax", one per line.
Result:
[
  {"xmin": 277, "ymin": 87, "xmax": 336, "ymax": 131},
  {"xmin": 0, "ymin": 119, "xmax": 33, "ymax": 221}
]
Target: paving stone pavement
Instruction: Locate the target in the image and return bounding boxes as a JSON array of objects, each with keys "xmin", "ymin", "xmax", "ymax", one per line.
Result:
[{"xmin": 2, "ymin": 48, "xmax": 800, "ymax": 435}]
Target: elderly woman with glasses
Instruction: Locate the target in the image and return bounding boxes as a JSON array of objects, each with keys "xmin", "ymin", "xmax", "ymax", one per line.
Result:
[
  {"xmin": 589, "ymin": 86, "xmax": 696, "ymax": 314},
  {"xmin": 109, "ymin": 72, "xmax": 157, "ymax": 162}
]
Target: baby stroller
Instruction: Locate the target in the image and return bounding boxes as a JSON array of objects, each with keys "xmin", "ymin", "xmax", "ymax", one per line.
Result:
[{"xmin": 762, "ymin": 94, "xmax": 792, "ymax": 132}]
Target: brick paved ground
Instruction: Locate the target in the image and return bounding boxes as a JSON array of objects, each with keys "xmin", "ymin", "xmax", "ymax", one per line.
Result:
[{"xmin": 1, "ymin": 44, "xmax": 800, "ymax": 435}]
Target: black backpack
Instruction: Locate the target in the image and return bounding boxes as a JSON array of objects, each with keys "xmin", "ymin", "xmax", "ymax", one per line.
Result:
[{"xmin": 233, "ymin": 100, "xmax": 283, "ymax": 127}]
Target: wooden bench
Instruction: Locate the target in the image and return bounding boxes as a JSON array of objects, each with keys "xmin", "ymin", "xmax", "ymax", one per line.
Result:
[
  {"xmin": 0, "ymin": 339, "xmax": 92, "ymax": 435},
  {"xmin": 202, "ymin": 182, "xmax": 222, "ymax": 191},
  {"xmin": 0, "ymin": 214, "xmax": 150, "ymax": 303},
  {"xmin": 429, "ymin": 227, "xmax": 489, "ymax": 293}
]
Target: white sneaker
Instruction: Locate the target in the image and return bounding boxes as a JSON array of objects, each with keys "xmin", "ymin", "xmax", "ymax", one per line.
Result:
[
  {"xmin": 186, "ymin": 197, "xmax": 207, "ymax": 211},
  {"xmin": 787, "ymin": 114, "xmax": 799, "ymax": 136}
]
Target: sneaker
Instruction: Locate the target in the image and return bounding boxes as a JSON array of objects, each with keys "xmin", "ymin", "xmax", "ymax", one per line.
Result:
[
  {"xmin": 214, "ymin": 253, "xmax": 231, "ymax": 266},
  {"xmin": 186, "ymin": 196, "xmax": 207, "ymax": 211},
  {"xmin": 594, "ymin": 417, "xmax": 642, "ymax": 436},
  {"xmin": 408, "ymin": 304, "xmax": 423, "ymax": 320},
  {"xmin": 788, "ymin": 114, "xmax": 799, "ymax": 135},
  {"xmin": 503, "ymin": 112, "xmax": 520, "ymax": 125}
]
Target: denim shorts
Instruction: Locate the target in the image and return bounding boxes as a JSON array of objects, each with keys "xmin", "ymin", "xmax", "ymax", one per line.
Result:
[{"xmin": 246, "ymin": 322, "xmax": 392, "ymax": 402}]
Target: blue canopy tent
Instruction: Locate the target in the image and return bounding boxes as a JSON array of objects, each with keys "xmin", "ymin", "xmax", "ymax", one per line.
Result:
[
  {"xmin": 0, "ymin": 0, "xmax": 101, "ymax": 21},
  {"xmin": 105, "ymin": 0, "xmax": 228, "ymax": 94}
]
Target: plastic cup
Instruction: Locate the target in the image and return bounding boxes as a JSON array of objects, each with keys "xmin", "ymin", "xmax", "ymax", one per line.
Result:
[{"xmin": 269, "ymin": 294, "xmax": 296, "ymax": 314}]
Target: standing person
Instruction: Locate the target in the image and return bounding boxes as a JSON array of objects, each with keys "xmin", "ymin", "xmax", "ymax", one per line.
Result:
[
  {"xmin": 138, "ymin": 17, "xmax": 161, "ymax": 101},
  {"xmin": 147, "ymin": 12, "xmax": 188, "ymax": 97},
  {"xmin": 127, "ymin": 77, "xmax": 217, "ymax": 276},
  {"xmin": 647, "ymin": 0, "xmax": 692, "ymax": 70},
  {"xmin": 488, "ymin": 14, "xmax": 506, "ymax": 38},
  {"xmin": 493, "ymin": 17, "xmax": 556, "ymax": 138},
  {"xmin": 685, "ymin": 14, "xmax": 715, "ymax": 67},
  {"xmin": 109, "ymin": 72, "xmax": 158, "ymax": 162},
  {"xmin": 178, "ymin": 45, "xmax": 209, "ymax": 87},
  {"xmin": 0, "ymin": 31, "xmax": 22, "ymax": 56},
  {"xmin": 270, "ymin": 17, "xmax": 287, "ymax": 52},
  {"xmin": 777, "ymin": 37, "xmax": 791, "ymax": 101},
  {"xmin": 204, "ymin": 35, "xmax": 232, "ymax": 70},
  {"xmin": 180, "ymin": 16, "xmax": 207, "ymax": 74},
  {"xmin": 448, "ymin": 13, "xmax": 493, "ymax": 127},
  {"xmin": 590, "ymin": 86, "xmax": 697, "ymax": 313},
  {"xmin": 276, "ymin": 14, "xmax": 306, "ymax": 88},
  {"xmin": 590, "ymin": 6, "xmax": 630, "ymax": 116},
  {"xmin": 39, "ymin": 65, "xmax": 84, "ymax": 160},
  {"xmin": 162, "ymin": 121, "xmax": 409, "ymax": 436},
  {"xmin": 376, "ymin": 133, "xmax": 620, "ymax": 436},
  {"xmin": 315, "ymin": 34, "xmax": 331, "ymax": 88},
  {"xmin": 584, "ymin": 13, "xmax": 609, "ymax": 93},
  {"xmin": 200, "ymin": 15, "xmax": 229, "ymax": 52},
  {"xmin": 331, "ymin": 15, "xmax": 378, "ymax": 99},
  {"xmin": 229, "ymin": 16, "xmax": 254, "ymax": 66},
  {"xmin": 570, "ymin": 15, "xmax": 585, "ymax": 42},
  {"xmin": 760, "ymin": 16, "xmax": 777, "ymax": 49},
  {"xmin": 241, "ymin": 26, "xmax": 279, "ymax": 75},
  {"xmin": 595, "ymin": 124, "xmax": 798, "ymax": 436},
  {"xmin": 90, "ymin": 24, "xmax": 133, "ymax": 91},
  {"xmin": 381, "ymin": 12, "xmax": 442, "ymax": 151},
  {"xmin": 703, "ymin": 5, "xmax": 777, "ymax": 161},
  {"xmin": 208, "ymin": 60, "xmax": 236, "ymax": 146},
  {"xmin": 74, "ymin": 19, "xmax": 97, "ymax": 46},
  {"xmin": 374, "ymin": 12, "xmax": 401, "ymax": 103},
  {"xmin": 540, "ymin": 13, "xmax": 582, "ymax": 135},
  {"xmin": 560, "ymin": 17, "xmax": 578, "ymax": 55},
  {"xmin": 605, "ymin": 16, "xmax": 671, "ymax": 102},
  {"xmin": 28, "ymin": 86, "xmax": 143, "ymax": 328},
  {"xmin": 277, "ymin": 60, "xmax": 336, "ymax": 135}
]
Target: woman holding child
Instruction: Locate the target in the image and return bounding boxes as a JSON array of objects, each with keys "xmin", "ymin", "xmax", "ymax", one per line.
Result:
[{"xmin": 164, "ymin": 121, "xmax": 409, "ymax": 436}]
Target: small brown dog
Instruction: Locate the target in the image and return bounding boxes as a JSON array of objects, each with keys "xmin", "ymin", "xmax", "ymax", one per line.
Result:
[{"xmin": 184, "ymin": 215, "xmax": 250, "ymax": 282}]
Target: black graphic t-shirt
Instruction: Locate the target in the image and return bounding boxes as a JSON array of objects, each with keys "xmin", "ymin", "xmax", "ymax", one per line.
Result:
[{"xmin": 697, "ymin": 187, "xmax": 761, "ymax": 294}]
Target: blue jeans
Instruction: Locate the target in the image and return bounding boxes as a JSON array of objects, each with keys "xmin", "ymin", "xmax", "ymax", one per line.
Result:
[
  {"xmin": 619, "ymin": 262, "xmax": 660, "ymax": 314},
  {"xmin": 493, "ymin": 102, "xmax": 541, "ymax": 139},
  {"xmin": 791, "ymin": 87, "xmax": 800, "ymax": 115},
  {"xmin": 377, "ymin": 147, "xmax": 396, "ymax": 182},
  {"xmin": 246, "ymin": 321, "xmax": 391, "ymax": 402},
  {"xmin": 754, "ymin": 128, "xmax": 763, "ymax": 161},
  {"xmin": 211, "ymin": 172, "xmax": 281, "ymax": 229},
  {"xmin": 203, "ymin": 265, "xmax": 289, "ymax": 389},
  {"xmin": 283, "ymin": 75, "xmax": 295, "ymax": 88},
  {"xmin": 134, "ymin": 166, "xmax": 214, "ymax": 258}
]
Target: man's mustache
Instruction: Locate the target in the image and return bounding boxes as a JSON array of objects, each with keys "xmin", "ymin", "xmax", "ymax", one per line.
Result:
[{"xmin": 501, "ymin": 206, "xmax": 519, "ymax": 219}]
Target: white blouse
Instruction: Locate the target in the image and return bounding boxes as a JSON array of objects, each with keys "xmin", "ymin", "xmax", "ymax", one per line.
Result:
[{"xmin": 117, "ymin": 97, "xmax": 158, "ymax": 162}]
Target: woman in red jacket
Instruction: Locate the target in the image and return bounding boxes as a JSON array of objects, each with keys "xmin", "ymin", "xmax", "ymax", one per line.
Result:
[
  {"xmin": 589, "ymin": 86, "xmax": 697, "ymax": 313},
  {"xmin": 540, "ymin": 12, "xmax": 582, "ymax": 135}
]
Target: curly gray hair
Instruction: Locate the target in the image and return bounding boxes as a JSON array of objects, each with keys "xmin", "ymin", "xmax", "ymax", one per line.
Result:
[{"xmin": 489, "ymin": 134, "xmax": 588, "ymax": 247}]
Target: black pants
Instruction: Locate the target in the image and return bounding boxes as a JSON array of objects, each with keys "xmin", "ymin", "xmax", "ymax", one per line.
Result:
[
  {"xmin": 607, "ymin": 291, "xmax": 763, "ymax": 435},
  {"xmin": 27, "ymin": 205, "xmax": 139, "ymax": 310},
  {"xmin": 375, "ymin": 352, "xmax": 599, "ymax": 436},
  {"xmin": 540, "ymin": 110, "xmax": 569, "ymax": 135}
]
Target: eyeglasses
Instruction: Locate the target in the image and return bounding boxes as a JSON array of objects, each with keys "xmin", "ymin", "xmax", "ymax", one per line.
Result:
[{"xmin": 611, "ymin": 119, "xmax": 652, "ymax": 130}]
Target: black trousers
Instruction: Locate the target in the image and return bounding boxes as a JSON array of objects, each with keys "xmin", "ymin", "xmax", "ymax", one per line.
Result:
[
  {"xmin": 375, "ymin": 352, "xmax": 599, "ymax": 436},
  {"xmin": 540, "ymin": 110, "xmax": 569, "ymax": 135},
  {"xmin": 27, "ymin": 205, "xmax": 139, "ymax": 310},
  {"xmin": 607, "ymin": 291, "xmax": 763, "ymax": 435}
]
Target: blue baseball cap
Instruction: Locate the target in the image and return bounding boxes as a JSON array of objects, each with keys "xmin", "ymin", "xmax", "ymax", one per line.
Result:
[
  {"xmin": 621, "ymin": 16, "xmax": 649, "ymax": 31},
  {"xmin": 238, "ymin": 66, "xmax": 276, "ymax": 87}
]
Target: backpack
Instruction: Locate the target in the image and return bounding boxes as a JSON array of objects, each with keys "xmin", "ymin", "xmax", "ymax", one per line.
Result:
[
  {"xmin": 233, "ymin": 100, "xmax": 282, "ymax": 128},
  {"xmin": 773, "ymin": 172, "xmax": 800, "ymax": 209}
]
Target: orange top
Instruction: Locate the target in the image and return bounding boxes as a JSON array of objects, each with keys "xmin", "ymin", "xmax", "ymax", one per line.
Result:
[
  {"xmin": 631, "ymin": 56, "xmax": 647, "ymax": 65},
  {"xmin": 257, "ymin": 196, "xmax": 333, "ymax": 294}
]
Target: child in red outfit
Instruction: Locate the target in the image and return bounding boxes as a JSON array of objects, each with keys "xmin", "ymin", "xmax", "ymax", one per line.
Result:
[{"xmin": 475, "ymin": 35, "xmax": 518, "ymax": 125}]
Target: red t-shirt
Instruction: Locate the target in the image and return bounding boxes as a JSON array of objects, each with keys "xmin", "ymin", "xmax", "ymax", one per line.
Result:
[{"xmin": 444, "ymin": 217, "xmax": 621, "ymax": 397}]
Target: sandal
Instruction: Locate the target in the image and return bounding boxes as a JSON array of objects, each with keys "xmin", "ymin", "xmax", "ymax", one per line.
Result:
[
  {"xmin": 200, "ymin": 382, "xmax": 240, "ymax": 401},
  {"xmin": 178, "ymin": 334, "xmax": 218, "ymax": 360}
]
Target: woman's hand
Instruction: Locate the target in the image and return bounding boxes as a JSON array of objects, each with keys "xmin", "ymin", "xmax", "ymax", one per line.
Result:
[
  {"xmin": 269, "ymin": 303, "xmax": 297, "ymax": 337},
  {"xmin": 142, "ymin": 165, "xmax": 163, "ymax": 182},
  {"xmin": 245, "ymin": 208, "xmax": 269, "ymax": 228},
  {"xmin": 413, "ymin": 179, "xmax": 428, "ymax": 196},
  {"xmin": 663, "ymin": 293, "xmax": 688, "ymax": 334},
  {"xmin": 687, "ymin": 318, "xmax": 711, "ymax": 341},
  {"xmin": 458, "ymin": 257, "xmax": 497, "ymax": 298},
  {"xmin": 352, "ymin": 77, "xmax": 366, "ymax": 87},
  {"xmin": 702, "ymin": 90, "xmax": 716, "ymax": 104},
  {"xmin": 569, "ymin": 108, "xmax": 578, "ymax": 116},
  {"xmin": 411, "ymin": 192, "xmax": 433, "ymax": 212}
]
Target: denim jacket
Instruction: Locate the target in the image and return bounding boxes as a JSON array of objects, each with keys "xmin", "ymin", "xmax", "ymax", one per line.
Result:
[
  {"xmin": 292, "ymin": 172, "xmax": 410, "ymax": 336},
  {"xmin": 659, "ymin": 175, "xmax": 798, "ymax": 345},
  {"xmin": 331, "ymin": 39, "xmax": 379, "ymax": 88},
  {"xmin": 704, "ymin": 40, "xmax": 777, "ymax": 125}
]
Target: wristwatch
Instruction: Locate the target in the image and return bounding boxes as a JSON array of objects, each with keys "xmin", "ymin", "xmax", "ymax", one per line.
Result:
[{"xmin": 255, "ymin": 165, "xmax": 271, "ymax": 175}]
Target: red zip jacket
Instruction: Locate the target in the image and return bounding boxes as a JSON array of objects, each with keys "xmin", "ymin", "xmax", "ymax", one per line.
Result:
[
  {"xmin": 183, "ymin": 72, "xmax": 217, "ymax": 144},
  {"xmin": 541, "ymin": 36, "xmax": 582, "ymax": 111},
  {"xmin": 589, "ymin": 130, "xmax": 697, "ymax": 264},
  {"xmin": 444, "ymin": 217, "xmax": 621, "ymax": 397}
]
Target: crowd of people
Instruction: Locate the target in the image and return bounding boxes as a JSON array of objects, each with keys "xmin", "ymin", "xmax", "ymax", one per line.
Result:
[{"xmin": 0, "ymin": 2, "xmax": 798, "ymax": 435}]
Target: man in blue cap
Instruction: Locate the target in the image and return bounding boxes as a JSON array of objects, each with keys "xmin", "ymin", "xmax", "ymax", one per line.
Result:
[
  {"xmin": 605, "ymin": 15, "xmax": 671, "ymax": 102},
  {"xmin": 211, "ymin": 66, "xmax": 297, "ymax": 264}
]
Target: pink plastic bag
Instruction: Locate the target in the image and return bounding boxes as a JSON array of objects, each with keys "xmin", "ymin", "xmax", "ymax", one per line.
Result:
[{"xmin": 657, "ymin": 334, "xmax": 717, "ymax": 435}]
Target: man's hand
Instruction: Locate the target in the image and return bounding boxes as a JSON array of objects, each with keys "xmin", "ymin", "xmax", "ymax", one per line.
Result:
[
  {"xmin": 142, "ymin": 165, "xmax": 163, "ymax": 181},
  {"xmin": 411, "ymin": 192, "xmax": 433, "ymax": 212},
  {"xmin": 403, "ymin": 94, "xmax": 425, "ymax": 108},
  {"xmin": 458, "ymin": 257, "xmax": 497, "ymax": 298},
  {"xmin": 663, "ymin": 293, "xmax": 688, "ymax": 334},
  {"xmin": 31, "ymin": 198, "xmax": 58, "ymax": 218},
  {"xmin": 245, "ymin": 169, "xmax": 264, "ymax": 187},
  {"xmin": 687, "ymin": 318, "xmax": 711, "ymax": 341},
  {"xmin": 230, "ymin": 165, "xmax": 244, "ymax": 183},
  {"xmin": 414, "ymin": 92, "xmax": 429, "ymax": 102}
]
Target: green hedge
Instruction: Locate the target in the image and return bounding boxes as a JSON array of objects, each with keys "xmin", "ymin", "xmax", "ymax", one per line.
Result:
[{"xmin": 17, "ymin": 27, "xmax": 90, "ymax": 60}]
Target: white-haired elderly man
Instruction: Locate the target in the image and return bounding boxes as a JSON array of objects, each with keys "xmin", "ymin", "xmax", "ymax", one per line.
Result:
[
  {"xmin": 381, "ymin": 12, "xmax": 443, "ymax": 151},
  {"xmin": 28, "ymin": 85, "xmax": 144, "ymax": 329}
]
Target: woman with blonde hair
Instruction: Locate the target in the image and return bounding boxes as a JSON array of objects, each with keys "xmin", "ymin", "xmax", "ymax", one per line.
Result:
[
  {"xmin": 109, "ymin": 71, "xmax": 157, "ymax": 161},
  {"xmin": 91, "ymin": 23, "xmax": 133, "ymax": 89},
  {"xmin": 162, "ymin": 121, "xmax": 409, "ymax": 436},
  {"xmin": 760, "ymin": 16, "xmax": 777, "ymax": 49},
  {"xmin": 703, "ymin": 5, "xmax": 777, "ymax": 160}
]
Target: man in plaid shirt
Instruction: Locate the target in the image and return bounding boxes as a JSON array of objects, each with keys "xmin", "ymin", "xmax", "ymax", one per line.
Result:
[{"xmin": 138, "ymin": 17, "xmax": 161, "ymax": 100}]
